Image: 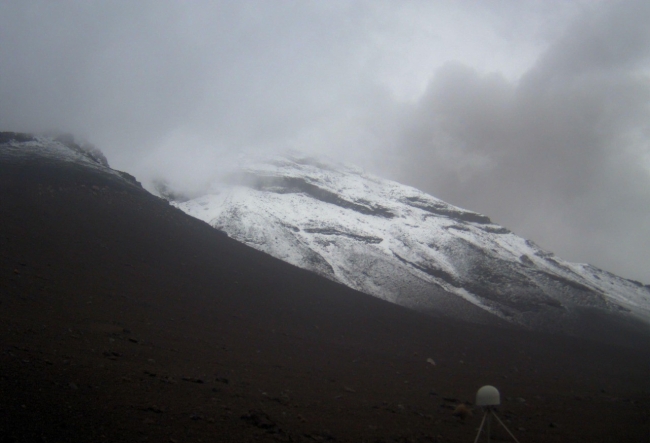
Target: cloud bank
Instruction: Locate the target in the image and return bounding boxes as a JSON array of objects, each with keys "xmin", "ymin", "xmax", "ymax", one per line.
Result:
[
  {"xmin": 392, "ymin": 0, "xmax": 650, "ymax": 282},
  {"xmin": 1, "ymin": 1, "xmax": 649, "ymax": 281}
]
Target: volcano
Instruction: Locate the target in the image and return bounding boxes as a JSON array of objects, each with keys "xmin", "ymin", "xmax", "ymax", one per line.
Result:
[
  {"xmin": 170, "ymin": 153, "xmax": 650, "ymax": 339},
  {"xmin": 1, "ymin": 133, "xmax": 649, "ymax": 442}
]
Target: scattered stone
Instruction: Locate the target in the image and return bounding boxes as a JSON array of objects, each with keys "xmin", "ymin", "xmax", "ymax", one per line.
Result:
[
  {"xmin": 426, "ymin": 358, "xmax": 436, "ymax": 366},
  {"xmin": 182, "ymin": 376, "xmax": 204, "ymax": 384},
  {"xmin": 241, "ymin": 410, "xmax": 276, "ymax": 429},
  {"xmin": 452, "ymin": 404, "xmax": 473, "ymax": 421},
  {"xmin": 314, "ymin": 430, "xmax": 336, "ymax": 441},
  {"xmin": 270, "ymin": 395, "xmax": 290, "ymax": 405},
  {"xmin": 102, "ymin": 351, "xmax": 121, "ymax": 360}
]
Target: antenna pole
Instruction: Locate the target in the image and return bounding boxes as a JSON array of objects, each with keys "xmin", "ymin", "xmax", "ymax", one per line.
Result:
[
  {"xmin": 473, "ymin": 386, "xmax": 520, "ymax": 443},
  {"xmin": 491, "ymin": 411, "xmax": 521, "ymax": 443},
  {"xmin": 487, "ymin": 411, "xmax": 491, "ymax": 443},
  {"xmin": 472, "ymin": 408, "xmax": 520, "ymax": 443},
  {"xmin": 473, "ymin": 411, "xmax": 487, "ymax": 443}
]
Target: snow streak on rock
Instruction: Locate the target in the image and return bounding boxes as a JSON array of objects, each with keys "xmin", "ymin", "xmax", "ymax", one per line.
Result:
[{"xmin": 173, "ymin": 154, "xmax": 650, "ymax": 331}]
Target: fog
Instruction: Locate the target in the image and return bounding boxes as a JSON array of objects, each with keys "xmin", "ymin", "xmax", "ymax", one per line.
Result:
[{"xmin": 1, "ymin": 1, "xmax": 649, "ymax": 282}]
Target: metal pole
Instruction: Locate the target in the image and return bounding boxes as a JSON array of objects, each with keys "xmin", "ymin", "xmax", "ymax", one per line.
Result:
[
  {"xmin": 491, "ymin": 411, "xmax": 521, "ymax": 443},
  {"xmin": 473, "ymin": 411, "xmax": 488, "ymax": 443},
  {"xmin": 487, "ymin": 411, "xmax": 491, "ymax": 443}
]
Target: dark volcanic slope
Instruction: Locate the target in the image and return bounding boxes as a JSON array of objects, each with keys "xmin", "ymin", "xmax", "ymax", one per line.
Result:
[{"xmin": 1, "ymin": 150, "xmax": 649, "ymax": 442}]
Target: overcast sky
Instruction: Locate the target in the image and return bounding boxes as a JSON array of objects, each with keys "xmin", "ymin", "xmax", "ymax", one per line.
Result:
[{"xmin": 1, "ymin": 0, "xmax": 649, "ymax": 283}]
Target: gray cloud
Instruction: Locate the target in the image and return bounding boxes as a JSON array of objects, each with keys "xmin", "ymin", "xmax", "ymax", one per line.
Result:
[
  {"xmin": 0, "ymin": 1, "xmax": 375, "ymax": 184},
  {"xmin": 1, "ymin": 1, "xmax": 649, "ymax": 282},
  {"xmin": 393, "ymin": 0, "xmax": 650, "ymax": 281}
]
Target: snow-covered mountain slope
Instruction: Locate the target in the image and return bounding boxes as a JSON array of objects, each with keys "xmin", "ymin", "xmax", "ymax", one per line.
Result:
[
  {"xmin": 0, "ymin": 132, "xmax": 141, "ymax": 187},
  {"xmin": 4, "ymin": 133, "xmax": 647, "ymax": 335},
  {"xmin": 173, "ymin": 154, "xmax": 650, "ymax": 332}
]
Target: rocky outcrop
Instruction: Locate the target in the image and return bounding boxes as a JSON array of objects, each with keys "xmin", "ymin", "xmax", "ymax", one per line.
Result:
[{"xmin": 173, "ymin": 154, "xmax": 650, "ymax": 333}]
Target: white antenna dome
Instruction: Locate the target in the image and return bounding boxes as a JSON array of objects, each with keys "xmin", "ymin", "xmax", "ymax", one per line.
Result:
[{"xmin": 476, "ymin": 385, "xmax": 500, "ymax": 406}]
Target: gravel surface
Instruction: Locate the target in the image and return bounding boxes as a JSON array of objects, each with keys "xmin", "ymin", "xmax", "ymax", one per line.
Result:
[{"xmin": 1, "ymin": 155, "xmax": 649, "ymax": 442}]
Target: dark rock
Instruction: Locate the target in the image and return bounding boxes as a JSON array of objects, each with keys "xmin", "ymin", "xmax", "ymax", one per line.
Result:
[
  {"xmin": 241, "ymin": 410, "xmax": 276, "ymax": 429},
  {"xmin": 0, "ymin": 132, "xmax": 35, "ymax": 144},
  {"xmin": 182, "ymin": 377, "xmax": 204, "ymax": 384}
]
